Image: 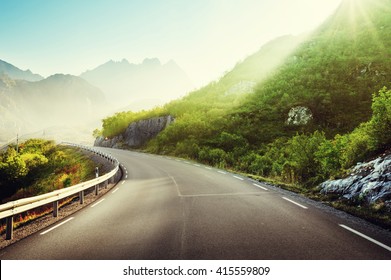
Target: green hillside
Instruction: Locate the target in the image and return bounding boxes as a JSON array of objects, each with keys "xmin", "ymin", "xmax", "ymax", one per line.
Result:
[
  {"xmin": 97, "ymin": 0, "xmax": 391, "ymax": 187},
  {"xmin": 229, "ymin": 0, "xmax": 391, "ymax": 143}
]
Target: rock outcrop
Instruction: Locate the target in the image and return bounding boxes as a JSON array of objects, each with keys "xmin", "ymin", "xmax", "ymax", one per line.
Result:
[
  {"xmin": 319, "ymin": 152, "xmax": 391, "ymax": 211},
  {"xmin": 94, "ymin": 115, "xmax": 174, "ymax": 149},
  {"xmin": 286, "ymin": 106, "xmax": 313, "ymax": 126}
]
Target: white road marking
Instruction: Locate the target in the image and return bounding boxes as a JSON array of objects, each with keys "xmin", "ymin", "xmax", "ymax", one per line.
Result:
[
  {"xmin": 218, "ymin": 170, "xmax": 227, "ymax": 175},
  {"xmin": 175, "ymin": 159, "xmax": 181, "ymax": 162},
  {"xmin": 184, "ymin": 161, "xmax": 191, "ymax": 164},
  {"xmin": 125, "ymin": 175, "xmax": 128, "ymax": 179},
  {"xmin": 40, "ymin": 217, "xmax": 74, "ymax": 235},
  {"xmin": 169, "ymin": 176, "xmax": 181, "ymax": 197},
  {"xmin": 339, "ymin": 224, "xmax": 391, "ymax": 252},
  {"xmin": 205, "ymin": 167, "xmax": 212, "ymax": 170},
  {"xmin": 112, "ymin": 188, "xmax": 119, "ymax": 194},
  {"xmin": 121, "ymin": 181, "xmax": 125, "ymax": 185},
  {"xmin": 194, "ymin": 164, "xmax": 201, "ymax": 167},
  {"xmin": 180, "ymin": 192, "xmax": 262, "ymax": 198},
  {"xmin": 253, "ymin": 183, "xmax": 268, "ymax": 191},
  {"xmin": 282, "ymin": 197, "xmax": 308, "ymax": 209},
  {"xmin": 233, "ymin": 175, "xmax": 244, "ymax": 181},
  {"xmin": 91, "ymin": 199, "xmax": 105, "ymax": 208}
]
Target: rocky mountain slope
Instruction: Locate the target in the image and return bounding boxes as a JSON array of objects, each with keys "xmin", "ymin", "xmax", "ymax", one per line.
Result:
[{"xmin": 0, "ymin": 59, "xmax": 43, "ymax": 81}]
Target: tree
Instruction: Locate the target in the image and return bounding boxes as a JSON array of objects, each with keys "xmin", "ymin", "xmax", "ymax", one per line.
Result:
[{"xmin": 369, "ymin": 87, "xmax": 391, "ymax": 149}]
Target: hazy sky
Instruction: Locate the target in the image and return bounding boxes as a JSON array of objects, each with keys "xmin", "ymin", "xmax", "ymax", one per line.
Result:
[{"xmin": 0, "ymin": 0, "xmax": 342, "ymax": 87}]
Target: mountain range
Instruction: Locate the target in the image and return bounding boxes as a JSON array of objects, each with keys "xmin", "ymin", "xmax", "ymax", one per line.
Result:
[
  {"xmin": 0, "ymin": 57, "xmax": 193, "ymax": 144},
  {"xmin": 80, "ymin": 58, "xmax": 193, "ymax": 111},
  {"xmin": 0, "ymin": 71, "xmax": 106, "ymax": 144},
  {"xmin": 0, "ymin": 59, "xmax": 43, "ymax": 81}
]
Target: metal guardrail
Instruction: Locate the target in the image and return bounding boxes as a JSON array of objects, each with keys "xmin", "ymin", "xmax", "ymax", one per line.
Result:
[{"xmin": 0, "ymin": 143, "xmax": 121, "ymax": 240}]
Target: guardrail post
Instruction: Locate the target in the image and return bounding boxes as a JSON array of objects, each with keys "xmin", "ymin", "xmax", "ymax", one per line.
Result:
[
  {"xmin": 6, "ymin": 216, "xmax": 13, "ymax": 240},
  {"xmin": 95, "ymin": 167, "xmax": 99, "ymax": 196},
  {"xmin": 79, "ymin": 190, "xmax": 84, "ymax": 204},
  {"xmin": 53, "ymin": 201, "xmax": 59, "ymax": 217}
]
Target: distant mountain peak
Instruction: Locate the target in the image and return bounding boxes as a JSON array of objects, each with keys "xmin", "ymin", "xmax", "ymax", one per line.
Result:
[
  {"xmin": 79, "ymin": 57, "xmax": 193, "ymax": 111},
  {"xmin": 142, "ymin": 57, "xmax": 161, "ymax": 66},
  {"xmin": 121, "ymin": 58, "xmax": 129, "ymax": 64},
  {"xmin": 0, "ymin": 59, "xmax": 43, "ymax": 82}
]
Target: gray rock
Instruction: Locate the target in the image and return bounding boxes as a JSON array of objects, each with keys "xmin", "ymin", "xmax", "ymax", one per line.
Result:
[
  {"xmin": 320, "ymin": 153, "xmax": 391, "ymax": 208},
  {"xmin": 94, "ymin": 115, "xmax": 174, "ymax": 149},
  {"xmin": 286, "ymin": 106, "xmax": 313, "ymax": 126},
  {"xmin": 224, "ymin": 81, "xmax": 256, "ymax": 95},
  {"xmin": 123, "ymin": 115, "xmax": 174, "ymax": 148}
]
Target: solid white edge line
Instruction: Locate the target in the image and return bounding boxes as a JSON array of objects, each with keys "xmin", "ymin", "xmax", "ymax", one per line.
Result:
[
  {"xmin": 40, "ymin": 217, "xmax": 74, "ymax": 235},
  {"xmin": 253, "ymin": 183, "xmax": 268, "ymax": 191},
  {"xmin": 339, "ymin": 224, "xmax": 391, "ymax": 252},
  {"xmin": 233, "ymin": 175, "xmax": 244, "ymax": 181},
  {"xmin": 91, "ymin": 199, "xmax": 105, "ymax": 208},
  {"xmin": 112, "ymin": 188, "xmax": 119, "ymax": 194},
  {"xmin": 282, "ymin": 197, "xmax": 308, "ymax": 209}
]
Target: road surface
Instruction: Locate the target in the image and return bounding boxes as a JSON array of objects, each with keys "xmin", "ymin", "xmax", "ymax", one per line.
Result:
[{"xmin": 1, "ymin": 148, "xmax": 390, "ymax": 259}]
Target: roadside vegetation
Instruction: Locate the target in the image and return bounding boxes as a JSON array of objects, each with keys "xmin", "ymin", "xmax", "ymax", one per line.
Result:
[
  {"xmin": 0, "ymin": 139, "xmax": 102, "ymax": 234},
  {"xmin": 0, "ymin": 139, "xmax": 98, "ymax": 203}
]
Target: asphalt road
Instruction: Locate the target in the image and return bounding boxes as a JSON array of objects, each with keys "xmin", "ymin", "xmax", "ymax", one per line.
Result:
[{"xmin": 1, "ymin": 148, "xmax": 391, "ymax": 259}]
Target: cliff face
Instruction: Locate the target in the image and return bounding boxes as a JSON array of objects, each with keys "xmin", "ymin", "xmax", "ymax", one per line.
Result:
[{"xmin": 94, "ymin": 115, "xmax": 174, "ymax": 149}]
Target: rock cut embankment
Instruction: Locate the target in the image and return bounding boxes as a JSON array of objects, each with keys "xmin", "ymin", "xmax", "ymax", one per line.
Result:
[{"xmin": 94, "ymin": 115, "xmax": 174, "ymax": 149}]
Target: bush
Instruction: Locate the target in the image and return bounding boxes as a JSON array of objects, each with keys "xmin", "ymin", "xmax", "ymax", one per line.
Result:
[{"xmin": 198, "ymin": 147, "xmax": 228, "ymax": 168}]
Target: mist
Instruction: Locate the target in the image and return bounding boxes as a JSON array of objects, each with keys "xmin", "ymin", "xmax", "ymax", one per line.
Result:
[
  {"xmin": 0, "ymin": 57, "xmax": 194, "ymax": 146},
  {"xmin": 0, "ymin": 72, "xmax": 107, "ymax": 145}
]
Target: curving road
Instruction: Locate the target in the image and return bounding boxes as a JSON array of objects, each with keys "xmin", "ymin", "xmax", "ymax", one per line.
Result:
[{"xmin": 1, "ymin": 148, "xmax": 391, "ymax": 259}]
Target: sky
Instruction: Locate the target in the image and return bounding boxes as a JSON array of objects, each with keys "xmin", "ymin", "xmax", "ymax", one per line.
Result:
[{"xmin": 0, "ymin": 0, "xmax": 342, "ymax": 87}]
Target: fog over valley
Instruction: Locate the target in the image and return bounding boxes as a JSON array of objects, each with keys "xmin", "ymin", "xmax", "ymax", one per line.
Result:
[{"xmin": 0, "ymin": 58, "xmax": 193, "ymax": 145}]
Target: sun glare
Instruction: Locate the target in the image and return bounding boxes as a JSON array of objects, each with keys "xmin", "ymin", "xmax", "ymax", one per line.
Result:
[{"xmin": 344, "ymin": 0, "xmax": 386, "ymax": 51}]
